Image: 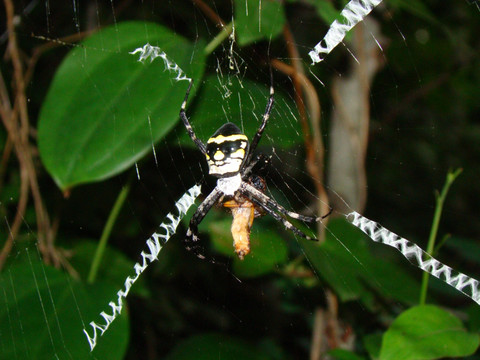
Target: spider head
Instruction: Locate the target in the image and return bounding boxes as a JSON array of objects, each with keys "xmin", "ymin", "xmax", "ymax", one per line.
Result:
[{"xmin": 206, "ymin": 122, "xmax": 249, "ymax": 177}]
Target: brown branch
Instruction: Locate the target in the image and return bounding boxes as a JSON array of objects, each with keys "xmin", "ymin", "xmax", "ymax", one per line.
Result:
[
  {"xmin": 278, "ymin": 28, "xmax": 338, "ymax": 360},
  {"xmin": 282, "ymin": 26, "xmax": 312, "ymax": 156},
  {"xmin": 1, "ymin": 0, "xmax": 56, "ymax": 268},
  {"xmin": 325, "ymin": 289, "xmax": 339, "ymax": 349},
  {"xmin": 0, "ymin": 69, "xmax": 31, "ymax": 269},
  {"xmin": 279, "ymin": 25, "xmax": 330, "ymax": 237},
  {"xmin": 310, "ymin": 308, "xmax": 324, "ymax": 360},
  {"xmin": 0, "ymin": 157, "xmax": 30, "ymax": 268},
  {"xmin": 309, "ymin": 290, "xmax": 346, "ymax": 359},
  {"xmin": 0, "ymin": 136, "xmax": 13, "ymax": 190},
  {"xmin": 192, "ymin": 0, "xmax": 226, "ymax": 28},
  {"xmin": 271, "ymin": 58, "xmax": 330, "ymax": 236},
  {"xmin": 0, "ymin": 72, "xmax": 13, "ymax": 191}
]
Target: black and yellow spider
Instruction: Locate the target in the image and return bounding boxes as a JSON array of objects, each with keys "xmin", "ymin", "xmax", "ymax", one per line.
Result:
[{"xmin": 179, "ymin": 80, "xmax": 331, "ymax": 260}]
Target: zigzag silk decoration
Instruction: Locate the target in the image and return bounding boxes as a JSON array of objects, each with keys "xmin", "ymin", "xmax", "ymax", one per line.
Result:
[
  {"xmin": 347, "ymin": 212, "xmax": 480, "ymax": 305},
  {"xmin": 309, "ymin": 0, "xmax": 383, "ymax": 64},
  {"xmin": 83, "ymin": 185, "xmax": 201, "ymax": 350}
]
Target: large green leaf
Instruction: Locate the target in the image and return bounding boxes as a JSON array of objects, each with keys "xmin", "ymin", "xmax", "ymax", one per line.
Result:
[
  {"xmin": 176, "ymin": 75, "xmax": 302, "ymax": 149},
  {"xmin": 38, "ymin": 21, "xmax": 206, "ymax": 190},
  {"xmin": 444, "ymin": 236, "xmax": 480, "ymax": 265},
  {"xmin": 301, "ymin": 218, "xmax": 420, "ymax": 308},
  {"xmin": 0, "ymin": 253, "xmax": 129, "ymax": 359},
  {"xmin": 234, "ymin": 0, "xmax": 286, "ymax": 46},
  {"xmin": 379, "ymin": 305, "xmax": 480, "ymax": 360}
]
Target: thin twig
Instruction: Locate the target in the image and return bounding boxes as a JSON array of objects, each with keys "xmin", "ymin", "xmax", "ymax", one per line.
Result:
[
  {"xmin": 0, "ymin": 155, "xmax": 30, "ymax": 269},
  {"xmin": 0, "ymin": 135, "xmax": 13, "ymax": 190},
  {"xmin": 310, "ymin": 308, "xmax": 324, "ymax": 360},
  {"xmin": 0, "ymin": 71, "xmax": 14, "ymax": 191},
  {"xmin": 1, "ymin": 0, "xmax": 55, "ymax": 268},
  {"xmin": 271, "ymin": 59, "xmax": 330, "ymax": 234},
  {"xmin": 192, "ymin": 0, "xmax": 226, "ymax": 28},
  {"xmin": 0, "ymin": 0, "xmax": 31, "ymax": 269},
  {"xmin": 25, "ymin": 30, "xmax": 95, "ymax": 86},
  {"xmin": 419, "ymin": 168, "xmax": 462, "ymax": 305},
  {"xmin": 282, "ymin": 25, "xmax": 312, "ymax": 155},
  {"xmin": 280, "ymin": 25, "xmax": 330, "ymax": 234}
]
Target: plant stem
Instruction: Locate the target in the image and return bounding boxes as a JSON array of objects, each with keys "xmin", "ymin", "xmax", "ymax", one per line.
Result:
[
  {"xmin": 87, "ymin": 181, "xmax": 131, "ymax": 284},
  {"xmin": 204, "ymin": 22, "xmax": 233, "ymax": 55},
  {"xmin": 419, "ymin": 168, "xmax": 462, "ymax": 305}
]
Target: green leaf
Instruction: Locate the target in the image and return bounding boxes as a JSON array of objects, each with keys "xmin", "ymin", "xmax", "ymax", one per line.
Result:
[
  {"xmin": 0, "ymin": 252, "xmax": 129, "ymax": 359},
  {"xmin": 444, "ymin": 236, "xmax": 480, "ymax": 265},
  {"xmin": 303, "ymin": 0, "xmax": 341, "ymax": 25},
  {"xmin": 379, "ymin": 305, "xmax": 480, "ymax": 360},
  {"xmin": 234, "ymin": 0, "xmax": 286, "ymax": 46},
  {"xmin": 301, "ymin": 218, "xmax": 420, "ymax": 308},
  {"xmin": 363, "ymin": 333, "xmax": 382, "ymax": 359},
  {"xmin": 466, "ymin": 303, "xmax": 480, "ymax": 333},
  {"xmin": 176, "ymin": 75, "xmax": 302, "ymax": 149},
  {"xmin": 165, "ymin": 333, "xmax": 270, "ymax": 360},
  {"xmin": 328, "ymin": 348, "xmax": 367, "ymax": 360},
  {"xmin": 38, "ymin": 21, "xmax": 206, "ymax": 190},
  {"xmin": 388, "ymin": 0, "xmax": 437, "ymax": 24},
  {"xmin": 207, "ymin": 214, "xmax": 288, "ymax": 278}
]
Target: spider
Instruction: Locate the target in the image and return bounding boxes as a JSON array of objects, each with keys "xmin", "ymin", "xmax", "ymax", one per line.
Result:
[{"xmin": 179, "ymin": 79, "xmax": 331, "ymax": 260}]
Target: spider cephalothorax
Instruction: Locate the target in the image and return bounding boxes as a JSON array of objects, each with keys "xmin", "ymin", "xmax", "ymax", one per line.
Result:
[
  {"xmin": 179, "ymin": 80, "xmax": 331, "ymax": 260},
  {"xmin": 205, "ymin": 123, "xmax": 249, "ymax": 177}
]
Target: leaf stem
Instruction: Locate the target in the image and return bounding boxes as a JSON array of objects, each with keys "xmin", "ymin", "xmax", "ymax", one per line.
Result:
[
  {"xmin": 87, "ymin": 181, "xmax": 131, "ymax": 284},
  {"xmin": 419, "ymin": 168, "xmax": 462, "ymax": 305}
]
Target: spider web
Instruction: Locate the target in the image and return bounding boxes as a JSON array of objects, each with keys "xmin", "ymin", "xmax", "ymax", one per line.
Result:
[{"xmin": 1, "ymin": 0, "xmax": 479, "ymax": 359}]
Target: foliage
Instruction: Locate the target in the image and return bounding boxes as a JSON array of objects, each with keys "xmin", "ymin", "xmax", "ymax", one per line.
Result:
[
  {"xmin": 1, "ymin": 0, "xmax": 479, "ymax": 359},
  {"xmin": 0, "ymin": 247, "xmax": 129, "ymax": 359},
  {"xmin": 38, "ymin": 22, "xmax": 206, "ymax": 190},
  {"xmin": 379, "ymin": 305, "xmax": 480, "ymax": 360}
]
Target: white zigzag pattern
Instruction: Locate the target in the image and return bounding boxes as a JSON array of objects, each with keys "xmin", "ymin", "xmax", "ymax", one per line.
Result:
[
  {"xmin": 309, "ymin": 0, "xmax": 383, "ymax": 64},
  {"xmin": 83, "ymin": 185, "xmax": 201, "ymax": 351},
  {"xmin": 347, "ymin": 211, "xmax": 480, "ymax": 305},
  {"xmin": 130, "ymin": 43, "xmax": 191, "ymax": 82}
]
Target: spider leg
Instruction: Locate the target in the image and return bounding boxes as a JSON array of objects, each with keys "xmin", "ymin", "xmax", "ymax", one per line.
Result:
[
  {"xmin": 179, "ymin": 80, "xmax": 207, "ymax": 154},
  {"xmin": 240, "ymin": 182, "xmax": 326, "ymax": 223},
  {"xmin": 185, "ymin": 187, "xmax": 223, "ymax": 259},
  {"xmin": 241, "ymin": 153, "xmax": 271, "ymax": 179},
  {"xmin": 244, "ymin": 75, "xmax": 274, "ymax": 166},
  {"xmin": 242, "ymin": 188, "xmax": 317, "ymax": 241}
]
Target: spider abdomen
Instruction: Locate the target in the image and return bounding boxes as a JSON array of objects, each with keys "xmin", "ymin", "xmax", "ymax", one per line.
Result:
[
  {"xmin": 206, "ymin": 122, "xmax": 249, "ymax": 177},
  {"xmin": 223, "ymin": 195, "xmax": 258, "ymax": 260},
  {"xmin": 230, "ymin": 205, "xmax": 254, "ymax": 260},
  {"xmin": 222, "ymin": 175, "xmax": 267, "ymax": 260}
]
